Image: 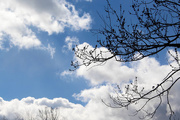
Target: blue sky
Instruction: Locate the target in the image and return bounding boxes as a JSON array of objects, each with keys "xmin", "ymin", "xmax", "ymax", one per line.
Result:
[
  {"xmin": 0, "ymin": 0, "xmax": 124, "ymax": 103},
  {"xmin": 0, "ymin": 0, "xmax": 97, "ymax": 102},
  {"xmin": 0, "ymin": 0, "xmax": 180, "ymax": 120}
]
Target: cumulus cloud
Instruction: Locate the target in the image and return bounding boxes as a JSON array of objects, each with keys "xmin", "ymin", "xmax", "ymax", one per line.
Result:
[
  {"xmin": 0, "ymin": 97, "xmax": 83, "ymax": 120},
  {"xmin": 0, "ymin": 94, "xmax": 140, "ymax": 120},
  {"xmin": 63, "ymin": 42, "xmax": 135, "ymax": 85},
  {"xmin": 0, "ymin": 45, "xmax": 178, "ymax": 120},
  {"xmin": 60, "ymin": 43, "xmax": 180, "ymax": 119},
  {"xmin": 76, "ymin": 58, "xmax": 135, "ymax": 85},
  {"xmin": 0, "ymin": 0, "xmax": 91, "ymax": 56},
  {"xmin": 73, "ymin": 85, "xmax": 114, "ymax": 102},
  {"xmin": 1, "ymin": 77, "xmax": 180, "ymax": 120},
  {"xmin": 64, "ymin": 42, "xmax": 174, "ymax": 87},
  {"xmin": 2, "ymin": 84, "xmax": 178, "ymax": 120},
  {"xmin": 1, "ymin": 46, "xmax": 180, "ymax": 120}
]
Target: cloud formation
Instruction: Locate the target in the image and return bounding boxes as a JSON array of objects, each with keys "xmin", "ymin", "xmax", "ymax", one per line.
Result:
[
  {"xmin": 61, "ymin": 43, "xmax": 180, "ymax": 119},
  {"xmin": 62, "ymin": 36, "xmax": 79, "ymax": 53},
  {"xmin": 0, "ymin": 93, "xmax": 139, "ymax": 120},
  {"xmin": 2, "ymin": 81, "xmax": 179, "ymax": 120},
  {"xmin": 0, "ymin": 0, "xmax": 91, "ymax": 56},
  {"xmin": 0, "ymin": 97, "xmax": 83, "ymax": 120}
]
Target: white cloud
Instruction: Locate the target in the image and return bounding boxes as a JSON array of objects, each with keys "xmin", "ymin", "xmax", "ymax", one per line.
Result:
[
  {"xmin": 1, "ymin": 75, "xmax": 180, "ymax": 120},
  {"xmin": 61, "ymin": 43, "xmax": 180, "ymax": 119},
  {"xmin": 61, "ymin": 70, "xmax": 74, "ymax": 76},
  {"xmin": 64, "ymin": 42, "xmax": 135, "ymax": 85},
  {"xmin": 0, "ymin": 95, "xmax": 139, "ymax": 120},
  {"xmin": 1, "ymin": 47, "xmax": 180, "ymax": 120},
  {"xmin": 63, "ymin": 36, "xmax": 79, "ymax": 52},
  {"xmin": 0, "ymin": 5, "xmax": 41, "ymax": 49},
  {"xmin": 65, "ymin": 42, "xmax": 174, "ymax": 88},
  {"xmin": 1, "ymin": 84, "xmax": 176, "ymax": 120},
  {"xmin": 73, "ymin": 85, "xmax": 114, "ymax": 102},
  {"xmin": 76, "ymin": 58, "xmax": 135, "ymax": 85},
  {"xmin": 0, "ymin": 97, "xmax": 84, "ymax": 120},
  {"xmin": 0, "ymin": 0, "xmax": 91, "ymax": 55}
]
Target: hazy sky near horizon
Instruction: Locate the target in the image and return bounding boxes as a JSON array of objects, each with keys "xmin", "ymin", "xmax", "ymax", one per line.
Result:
[{"xmin": 0, "ymin": 0, "xmax": 180, "ymax": 120}]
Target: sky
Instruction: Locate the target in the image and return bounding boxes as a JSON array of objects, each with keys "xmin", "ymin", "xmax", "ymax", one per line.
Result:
[{"xmin": 0, "ymin": 0, "xmax": 180, "ymax": 120}]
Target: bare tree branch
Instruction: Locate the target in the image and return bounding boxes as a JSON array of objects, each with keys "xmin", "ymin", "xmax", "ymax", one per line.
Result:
[{"xmin": 71, "ymin": 0, "xmax": 180, "ymax": 119}]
